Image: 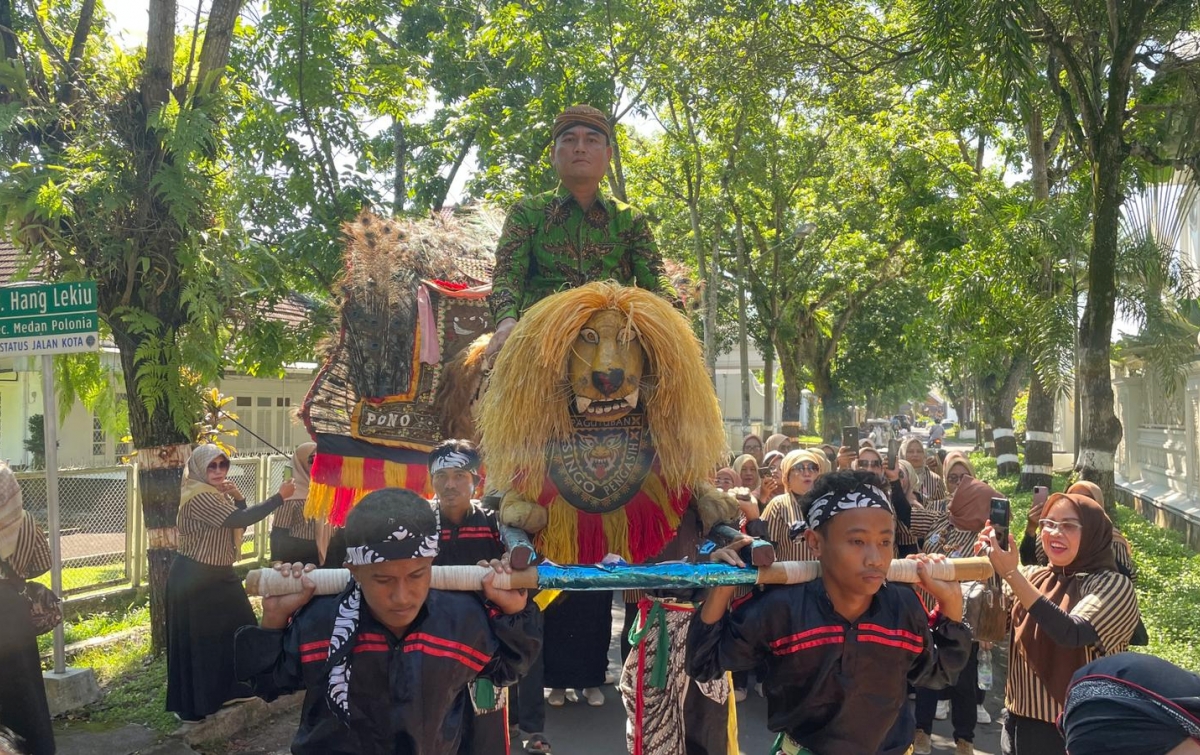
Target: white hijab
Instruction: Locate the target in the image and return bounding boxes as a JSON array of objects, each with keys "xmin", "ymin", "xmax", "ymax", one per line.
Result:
[
  {"xmin": 0, "ymin": 463, "xmax": 24, "ymax": 561},
  {"xmin": 180, "ymin": 444, "xmax": 229, "ymax": 506}
]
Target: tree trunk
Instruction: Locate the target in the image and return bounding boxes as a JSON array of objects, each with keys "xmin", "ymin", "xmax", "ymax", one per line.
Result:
[
  {"xmin": 1019, "ymin": 102, "xmax": 1056, "ymax": 491},
  {"xmin": 393, "ymin": 118, "xmax": 406, "ymax": 215},
  {"xmin": 763, "ymin": 350, "xmax": 775, "ymax": 434},
  {"xmin": 704, "ymin": 235, "xmax": 719, "ymax": 380},
  {"xmin": 1076, "ymin": 132, "xmax": 1126, "ymax": 512},
  {"xmin": 1020, "ymin": 372, "xmax": 1056, "ymax": 491},
  {"xmin": 985, "ymin": 357, "xmax": 1027, "ymax": 476},
  {"xmin": 812, "ymin": 366, "xmax": 846, "ymax": 443},
  {"xmin": 193, "ymin": 0, "xmax": 243, "ymax": 98},
  {"xmin": 112, "ymin": 323, "xmax": 191, "ymax": 653},
  {"xmin": 735, "ymin": 215, "xmax": 752, "ymax": 435},
  {"xmin": 778, "ymin": 338, "xmax": 803, "ymax": 438},
  {"xmin": 142, "ymin": 0, "xmax": 177, "ymax": 111}
]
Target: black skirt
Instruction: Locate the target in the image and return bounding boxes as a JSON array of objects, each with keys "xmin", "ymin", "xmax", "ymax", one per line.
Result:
[
  {"xmin": 0, "ymin": 581, "xmax": 55, "ymax": 755},
  {"xmin": 543, "ymin": 591, "xmax": 612, "ymax": 689},
  {"xmin": 269, "ymin": 529, "xmax": 321, "ymax": 566},
  {"xmin": 166, "ymin": 555, "xmax": 256, "ymax": 720}
]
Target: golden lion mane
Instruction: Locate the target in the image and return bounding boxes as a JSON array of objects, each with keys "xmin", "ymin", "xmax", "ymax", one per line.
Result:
[{"xmin": 478, "ymin": 281, "xmax": 727, "ymax": 498}]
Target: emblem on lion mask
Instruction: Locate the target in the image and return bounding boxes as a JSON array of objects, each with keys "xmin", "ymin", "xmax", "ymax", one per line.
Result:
[{"xmin": 478, "ymin": 281, "xmax": 736, "ymax": 564}]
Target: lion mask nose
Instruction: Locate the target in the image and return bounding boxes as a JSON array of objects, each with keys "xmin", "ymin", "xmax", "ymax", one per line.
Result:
[{"xmin": 591, "ymin": 369, "xmax": 625, "ymax": 397}]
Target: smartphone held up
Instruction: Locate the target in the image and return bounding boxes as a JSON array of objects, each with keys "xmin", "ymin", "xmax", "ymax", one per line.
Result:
[{"xmin": 989, "ymin": 497, "xmax": 1011, "ymax": 550}]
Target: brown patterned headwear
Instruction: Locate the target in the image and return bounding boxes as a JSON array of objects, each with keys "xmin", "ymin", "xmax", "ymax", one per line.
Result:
[{"xmin": 552, "ymin": 105, "xmax": 611, "ymax": 141}]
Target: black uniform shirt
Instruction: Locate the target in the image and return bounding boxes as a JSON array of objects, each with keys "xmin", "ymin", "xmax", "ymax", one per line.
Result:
[
  {"xmin": 235, "ymin": 589, "xmax": 542, "ymax": 755},
  {"xmin": 434, "ymin": 500, "xmax": 504, "ymax": 567},
  {"xmin": 687, "ymin": 578, "xmax": 970, "ymax": 755}
]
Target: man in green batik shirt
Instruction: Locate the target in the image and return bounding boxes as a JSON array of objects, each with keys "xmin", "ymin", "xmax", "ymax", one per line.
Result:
[{"xmin": 485, "ymin": 105, "xmax": 679, "ymax": 358}]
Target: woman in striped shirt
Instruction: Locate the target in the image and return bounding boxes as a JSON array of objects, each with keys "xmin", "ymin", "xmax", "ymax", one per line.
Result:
[
  {"xmin": 762, "ymin": 449, "xmax": 829, "ymax": 563},
  {"xmin": 269, "ymin": 442, "xmax": 320, "ymax": 565},
  {"xmin": 979, "ymin": 492, "xmax": 1141, "ymax": 755},
  {"xmin": 904, "ymin": 436, "xmax": 947, "ymax": 507},
  {"xmin": 912, "ymin": 475, "xmax": 1001, "ymax": 755},
  {"xmin": 167, "ymin": 444, "xmax": 295, "ymax": 722},
  {"xmin": 0, "ymin": 463, "xmax": 54, "ymax": 755}
]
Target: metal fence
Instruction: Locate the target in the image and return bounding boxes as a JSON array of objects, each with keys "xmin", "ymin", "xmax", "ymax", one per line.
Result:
[{"xmin": 17, "ymin": 454, "xmax": 292, "ymax": 599}]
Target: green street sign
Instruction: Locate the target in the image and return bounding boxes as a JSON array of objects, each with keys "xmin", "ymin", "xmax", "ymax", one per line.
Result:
[{"xmin": 0, "ymin": 281, "xmax": 100, "ymax": 356}]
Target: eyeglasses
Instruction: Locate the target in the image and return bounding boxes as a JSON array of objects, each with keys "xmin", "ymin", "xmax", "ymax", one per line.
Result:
[
  {"xmin": 946, "ymin": 473, "xmax": 966, "ymax": 484},
  {"xmin": 794, "ymin": 463, "xmax": 820, "ymax": 473},
  {"xmin": 859, "ymin": 459, "xmax": 883, "ymax": 469},
  {"xmin": 207, "ymin": 459, "xmax": 230, "ymax": 471},
  {"xmin": 1039, "ymin": 519, "xmax": 1083, "ymax": 535}
]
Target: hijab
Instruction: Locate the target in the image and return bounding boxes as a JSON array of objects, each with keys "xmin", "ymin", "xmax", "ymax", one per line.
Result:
[
  {"xmin": 1061, "ymin": 652, "xmax": 1200, "ymax": 755},
  {"xmin": 896, "ymin": 459, "xmax": 918, "ymax": 497},
  {"xmin": 290, "ymin": 442, "xmax": 316, "ymax": 500},
  {"xmin": 181, "ymin": 444, "xmax": 229, "ymax": 506},
  {"xmin": 942, "ymin": 451, "xmax": 975, "ymax": 480},
  {"xmin": 732, "ymin": 454, "xmax": 760, "ymax": 490},
  {"xmin": 946, "ymin": 475, "xmax": 998, "ymax": 532},
  {"xmin": 1013, "ymin": 492, "xmax": 1118, "ymax": 706},
  {"xmin": 764, "ymin": 433, "xmax": 790, "ymax": 455},
  {"xmin": 0, "ymin": 463, "xmax": 25, "ymax": 561},
  {"xmin": 741, "ymin": 434, "xmax": 763, "ymax": 458},
  {"xmin": 1067, "ymin": 480, "xmax": 1104, "ymax": 508}
]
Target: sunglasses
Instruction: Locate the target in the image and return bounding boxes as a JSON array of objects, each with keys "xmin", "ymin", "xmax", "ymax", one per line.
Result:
[
  {"xmin": 795, "ymin": 463, "xmax": 820, "ymax": 473},
  {"xmin": 207, "ymin": 459, "xmax": 230, "ymax": 471},
  {"xmin": 859, "ymin": 459, "xmax": 883, "ymax": 469},
  {"xmin": 1038, "ymin": 519, "xmax": 1082, "ymax": 535}
]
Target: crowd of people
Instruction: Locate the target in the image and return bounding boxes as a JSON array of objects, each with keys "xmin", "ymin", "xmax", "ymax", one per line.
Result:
[{"xmin": 1, "ymin": 101, "xmax": 1199, "ymax": 755}]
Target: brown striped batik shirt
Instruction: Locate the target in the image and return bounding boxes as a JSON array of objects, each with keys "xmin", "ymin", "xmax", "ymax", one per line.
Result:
[
  {"xmin": 1, "ymin": 514, "xmax": 51, "ymax": 580},
  {"xmin": 917, "ymin": 469, "xmax": 947, "ymax": 507},
  {"xmin": 272, "ymin": 498, "xmax": 317, "ymax": 540},
  {"xmin": 762, "ymin": 493, "xmax": 816, "ymax": 563},
  {"xmin": 1004, "ymin": 566, "xmax": 1140, "ymax": 723},
  {"xmin": 178, "ymin": 491, "xmax": 242, "ymax": 566}
]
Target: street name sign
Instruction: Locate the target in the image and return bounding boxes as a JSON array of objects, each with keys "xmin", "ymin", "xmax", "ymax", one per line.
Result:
[{"xmin": 0, "ymin": 281, "xmax": 99, "ymax": 356}]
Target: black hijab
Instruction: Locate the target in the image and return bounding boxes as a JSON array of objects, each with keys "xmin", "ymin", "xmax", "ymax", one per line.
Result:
[{"xmin": 1061, "ymin": 652, "xmax": 1200, "ymax": 754}]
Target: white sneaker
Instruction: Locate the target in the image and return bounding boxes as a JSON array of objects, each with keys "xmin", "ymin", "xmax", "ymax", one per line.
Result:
[
  {"xmin": 976, "ymin": 704, "xmax": 991, "ymax": 724},
  {"xmin": 604, "ymin": 669, "xmax": 617, "ymax": 685},
  {"xmin": 582, "ymin": 687, "xmax": 605, "ymax": 706},
  {"xmin": 546, "ymin": 688, "xmax": 566, "ymax": 706},
  {"xmin": 564, "ymin": 689, "xmax": 580, "ymax": 703},
  {"xmin": 935, "ymin": 699, "xmax": 950, "ymax": 720},
  {"xmin": 755, "ymin": 682, "xmax": 764, "ymax": 697},
  {"xmin": 734, "ymin": 688, "xmax": 747, "ymax": 703}
]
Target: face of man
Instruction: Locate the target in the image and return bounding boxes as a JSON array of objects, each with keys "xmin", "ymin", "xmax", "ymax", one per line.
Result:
[
  {"xmin": 351, "ymin": 557, "xmax": 434, "ymax": 636},
  {"xmin": 432, "ymin": 468, "xmax": 475, "ymax": 512},
  {"xmin": 805, "ymin": 507, "xmax": 894, "ymax": 602},
  {"xmin": 550, "ymin": 125, "xmax": 612, "ymax": 186}
]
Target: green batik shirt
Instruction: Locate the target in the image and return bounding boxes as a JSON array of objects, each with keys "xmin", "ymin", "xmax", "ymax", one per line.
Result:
[{"xmin": 489, "ymin": 185, "xmax": 679, "ymax": 322}]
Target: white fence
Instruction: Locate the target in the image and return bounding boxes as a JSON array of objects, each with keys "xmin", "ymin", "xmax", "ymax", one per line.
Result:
[
  {"xmin": 1113, "ymin": 366, "xmax": 1200, "ymax": 499},
  {"xmin": 18, "ymin": 454, "xmax": 291, "ymax": 598}
]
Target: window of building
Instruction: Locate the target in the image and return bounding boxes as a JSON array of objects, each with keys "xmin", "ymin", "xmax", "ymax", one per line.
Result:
[
  {"xmin": 93, "ymin": 417, "xmax": 106, "ymax": 457},
  {"xmin": 236, "ymin": 396, "xmax": 252, "ymax": 407}
]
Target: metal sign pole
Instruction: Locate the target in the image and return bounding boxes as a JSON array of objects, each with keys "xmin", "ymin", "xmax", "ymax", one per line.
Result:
[{"xmin": 41, "ymin": 353, "xmax": 65, "ymax": 674}]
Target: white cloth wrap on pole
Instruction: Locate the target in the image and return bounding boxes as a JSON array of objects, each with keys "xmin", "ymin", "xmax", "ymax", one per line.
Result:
[
  {"xmin": 992, "ymin": 428, "xmax": 1015, "ymax": 439},
  {"xmin": 1025, "ymin": 431, "xmax": 1055, "ymax": 444},
  {"xmin": 245, "ymin": 558, "xmax": 992, "ymax": 597}
]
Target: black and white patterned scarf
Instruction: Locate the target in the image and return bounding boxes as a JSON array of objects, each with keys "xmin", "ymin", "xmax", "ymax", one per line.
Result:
[
  {"xmin": 800, "ymin": 482, "xmax": 894, "ymax": 532},
  {"xmin": 326, "ymin": 510, "xmax": 440, "ymax": 724}
]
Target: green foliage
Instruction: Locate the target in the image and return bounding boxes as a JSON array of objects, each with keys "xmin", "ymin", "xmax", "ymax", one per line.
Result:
[{"xmin": 23, "ymin": 414, "xmax": 45, "ymax": 469}]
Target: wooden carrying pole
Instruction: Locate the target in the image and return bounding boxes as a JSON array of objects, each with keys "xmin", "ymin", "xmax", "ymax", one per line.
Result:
[{"xmin": 245, "ymin": 557, "xmax": 994, "ymax": 597}]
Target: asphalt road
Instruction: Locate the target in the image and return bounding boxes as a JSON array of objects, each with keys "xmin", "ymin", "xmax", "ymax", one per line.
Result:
[{"xmin": 209, "ymin": 599, "xmax": 1006, "ymax": 755}]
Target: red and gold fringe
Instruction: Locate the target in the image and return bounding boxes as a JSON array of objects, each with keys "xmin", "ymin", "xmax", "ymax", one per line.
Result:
[
  {"xmin": 532, "ymin": 471, "xmax": 692, "ymax": 564},
  {"xmin": 304, "ymin": 453, "xmax": 433, "ymax": 526}
]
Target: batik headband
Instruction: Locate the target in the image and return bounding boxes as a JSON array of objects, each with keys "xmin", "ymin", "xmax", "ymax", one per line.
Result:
[
  {"xmin": 342, "ymin": 510, "xmax": 440, "ymax": 566},
  {"xmin": 804, "ymin": 483, "xmax": 894, "ymax": 531},
  {"xmin": 328, "ymin": 506, "xmax": 440, "ymax": 724},
  {"xmin": 428, "ymin": 446, "xmax": 481, "ymax": 477}
]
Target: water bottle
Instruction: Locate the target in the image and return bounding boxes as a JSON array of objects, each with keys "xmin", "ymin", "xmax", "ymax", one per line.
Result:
[{"xmin": 977, "ymin": 648, "xmax": 993, "ymax": 690}]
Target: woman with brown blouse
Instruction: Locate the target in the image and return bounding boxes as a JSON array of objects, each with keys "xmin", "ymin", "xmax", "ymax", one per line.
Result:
[
  {"xmin": 167, "ymin": 444, "xmax": 294, "ymax": 722},
  {"xmin": 0, "ymin": 463, "xmax": 54, "ymax": 755},
  {"xmin": 980, "ymin": 492, "xmax": 1141, "ymax": 755},
  {"xmin": 268, "ymin": 442, "xmax": 320, "ymax": 565}
]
